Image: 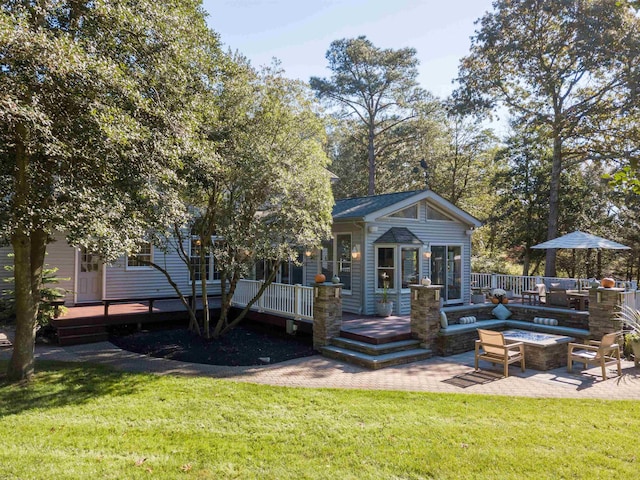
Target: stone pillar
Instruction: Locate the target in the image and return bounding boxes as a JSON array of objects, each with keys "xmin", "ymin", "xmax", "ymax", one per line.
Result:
[
  {"xmin": 312, "ymin": 283, "xmax": 343, "ymax": 349},
  {"xmin": 588, "ymin": 287, "xmax": 624, "ymax": 338},
  {"xmin": 410, "ymin": 285, "xmax": 442, "ymax": 349}
]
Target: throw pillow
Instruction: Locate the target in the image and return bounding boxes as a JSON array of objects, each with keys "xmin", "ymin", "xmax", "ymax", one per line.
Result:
[
  {"xmin": 459, "ymin": 316, "xmax": 477, "ymax": 324},
  {"xmin": 492, "ymin": 304, "xmax": 512, "ymax": 320},
  {"xmin": 534, "ymin": 317, "xmax": 558, "ymax": 326},
  {"xmin": 440, "ymin": 310, "xmax": 448, "ymax": 329}
]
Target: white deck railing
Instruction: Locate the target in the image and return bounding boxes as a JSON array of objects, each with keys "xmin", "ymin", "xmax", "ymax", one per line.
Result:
[
  {"xmin": 620, "ymin": 290, "xmax": 640, "ymax": 311},
  {"xmin": 231, "ymin": 279, "xmax": 314, "ymax": 321},
  {"xmin": 472, "ymin": 273, "xmax": 637, "ymax": 296}
]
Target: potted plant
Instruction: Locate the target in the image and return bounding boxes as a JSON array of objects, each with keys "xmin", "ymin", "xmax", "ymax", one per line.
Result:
[
  {"xmin": 617, "ymin": 304, "xmax": 640, "ymax": 367},
  {"xmin": 376, "ymin": 272, "xmax": 393, "ymax": 317},
  {"xmin": 491, "ymin": 288, "xmax": 508, "ymax": 304}
]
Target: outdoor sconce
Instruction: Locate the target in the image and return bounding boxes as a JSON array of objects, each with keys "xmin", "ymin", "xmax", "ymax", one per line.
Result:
[
  {"xmin": 351, "ymin": 244, "xmax": 361, "ymax": 260},
  {"xmin": 597, "ymin": 290, "xmax": 602, "ymax": 303},
  {"xmin": 434, "ymin": 289, "xmax": 440, "ymax": 301},
  {"xmin": 423, "ymin": 250, "xmax": 432, "ymax": 260},
  {"xmin": 305, "ymin": 248, "xmax": 317, "ymax": 259}
]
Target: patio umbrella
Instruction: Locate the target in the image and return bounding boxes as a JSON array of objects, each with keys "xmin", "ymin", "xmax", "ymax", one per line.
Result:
[
  {"xmin": 531, "ymin": 230, "xmax": 630, "ymax": 281},
  {"xmin": 531, "ymin": 231, "xmax": 630, "ymax": 250}
]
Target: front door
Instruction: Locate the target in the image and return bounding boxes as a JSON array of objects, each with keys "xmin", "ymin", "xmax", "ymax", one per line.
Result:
[{"xmin": 76, "ymin": 247, "xmax": 102, "ymax": 303}]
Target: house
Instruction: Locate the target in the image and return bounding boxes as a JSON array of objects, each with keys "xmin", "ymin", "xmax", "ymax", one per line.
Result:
[
  {"xmin": 0, "ymin": 190, "xmax": 480, "ymax": 315},
  {"xmin": 299, "ymin": 189, "xmax": 482, "ymax": 316}
]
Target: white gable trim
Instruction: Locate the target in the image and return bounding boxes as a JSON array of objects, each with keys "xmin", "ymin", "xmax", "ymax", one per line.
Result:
[{"xmin": 362, "ymin": 190, "xmax": 482, "ymax": 228}]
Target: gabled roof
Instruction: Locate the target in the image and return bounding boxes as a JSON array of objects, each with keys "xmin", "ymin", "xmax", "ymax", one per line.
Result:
[
  {"xmin": 373, "ymin": 227, "xmax": 423, "ymax": 245},
  {"xmin": 332, "ymin": 189, "xmax": 482, "ymax": 228},
  {"xmin": 332, "ymin": 190, "xmax": 424, "ymax": 220}
]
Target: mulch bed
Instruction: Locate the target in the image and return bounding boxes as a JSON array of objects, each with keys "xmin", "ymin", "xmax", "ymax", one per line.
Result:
[{"xmin": 109, "ymin": 321, "xmax": 317, "ymax": 366}]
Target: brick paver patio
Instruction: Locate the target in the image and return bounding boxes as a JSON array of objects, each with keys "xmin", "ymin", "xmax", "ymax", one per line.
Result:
[{"xmin": 2, "ymin": 331, "xmax": 638, "ymax": 400}]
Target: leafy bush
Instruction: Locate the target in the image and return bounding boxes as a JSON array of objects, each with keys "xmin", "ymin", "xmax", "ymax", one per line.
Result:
[{"xmin": 2, "ymin": 255, "xmax": 68, "ymax": 326}]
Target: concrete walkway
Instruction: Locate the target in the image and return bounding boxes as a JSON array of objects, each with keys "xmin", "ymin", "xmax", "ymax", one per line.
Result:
[{"xmin": 2, "ymin": 332, "xmax": 639, "ymax": 400}]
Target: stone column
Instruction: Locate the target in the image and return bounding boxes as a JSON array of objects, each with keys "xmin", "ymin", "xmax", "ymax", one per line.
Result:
[
  {"xmin": 588, "ymin": 287, "xmax": 624, "ymax": 338},
  {"xmin": 312, "ymin": 283, "xmax": 343, "ymax": 349},
  {"xmin": 410, "ymin": 285, "xmax": 442, "ymax": 349}
]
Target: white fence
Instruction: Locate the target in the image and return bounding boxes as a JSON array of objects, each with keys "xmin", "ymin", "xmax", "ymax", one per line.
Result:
[
  {"xmin": 620, "ymin": 290, "xmax": 640, "ymax": 311},
  {"xmin": 231, "ymin": 279, "xmax": 314, "ymax": 321},
  {"xmin": 472, "ymin": 273, "xmax": 637, "ymax": 296}
]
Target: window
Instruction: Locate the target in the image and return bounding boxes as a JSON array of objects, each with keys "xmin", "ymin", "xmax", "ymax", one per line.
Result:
[
  {"xmin": 320, "ymin": 235, "xmax": 352, "ymax": 291},
  {"xmin": 376, "ymin": 245, "xmax": 422, "ymax": 291},
  {"xmin": 377, "ymin": 247, "xmax": 395, "ymax": 290},
  {"xmin": 388, "ymin": 204, "xmax": 418, "ymax": 219},
  {"xmin": 427, "ymin": 206, "xmax": 453, "ymax": 221},
  {"xmin": 126, "ymin": 242, "xmax": 153, "ymax": 269},
  {"xmin": 189, "ymin": 238, "xmax": 220, "ymax": 282},
  {"xmin": 401, "ymin": 247, "xmax": 419, "ymax": 288}
]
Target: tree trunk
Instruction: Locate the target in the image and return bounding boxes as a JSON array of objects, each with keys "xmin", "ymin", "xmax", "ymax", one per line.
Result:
[
  {"xmin": 544, "ymin": 133, "xmax": 563, "ymax": 277},
  {"xmin": 7, "ymin": 124, "xmax": 47, "ymax": 382},
  {"xmin": 367, "ymin": 123, "xmax": 375, "ymax": 195}
]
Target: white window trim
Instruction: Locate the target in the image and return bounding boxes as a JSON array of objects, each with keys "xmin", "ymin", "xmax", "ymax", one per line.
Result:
[
  {"xmin": 380, "ymin": 203, "xmax": 421, "ymax": 222},
  {"xmin": 399, "ymin": 245, "xmax": 422, "ymax": 292},
  {"xmin": 125, "ymin": 243, "xmax": 154, "ymax": 271},
  {"xmin": 426, "ymin": 204, "xmax": 455, "ymax": 222},
  {"xmin": 318, "ymin": 234, "xmax": 353, "ymax": 294},
  {"xmin": 375, "ymin": 244, "xmax": 425, "ymax": 294},
  {"xmin": 188, "ymin": 236, "xmax": 221, "ymax": 284},
  {"xmin": 429, "ymin": 243, "xmax": 464, "ymax": 303},
  {"xmin": 375, "ymin": 244, "xmax": 398, "ymax": 294}
]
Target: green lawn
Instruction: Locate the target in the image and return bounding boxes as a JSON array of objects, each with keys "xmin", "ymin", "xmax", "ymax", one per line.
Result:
[{"xmin": 1, "ymin": 361, "xmax": 638, "ymax": 479}]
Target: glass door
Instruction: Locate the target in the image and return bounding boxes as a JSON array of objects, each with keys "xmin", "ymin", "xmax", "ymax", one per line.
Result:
[{"xmin": 430, "ymin": 245, "xmax": 462, "ymax": 303}]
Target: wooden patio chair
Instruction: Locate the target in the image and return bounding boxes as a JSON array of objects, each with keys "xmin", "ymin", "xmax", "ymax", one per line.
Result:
[
  {"xmin": 567, "ymin": 332, "xmax": 622, "ymax": 381},
  {"xmin": 474, "ymin": 329, "xmax": 525, "ymax": 377},
  {"xmin": 547, "ymin": 288, "xmax": 570, "ymax": 307}
]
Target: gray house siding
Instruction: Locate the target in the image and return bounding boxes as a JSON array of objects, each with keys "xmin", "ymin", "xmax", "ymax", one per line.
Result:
[
  {"xmin": 362, "ymin": 199, "xmax": 472, "ymax": 316},
  {"xmin": 1, "ymin": 236, "xmax": 78, "ymax": 305},
  {"xmin": 303, "ymin": 224, "xmax": 364, "ymax": 314},
  {"xmin": 104, "ymin": 243, "xmax": 223, "ymax": 299}
]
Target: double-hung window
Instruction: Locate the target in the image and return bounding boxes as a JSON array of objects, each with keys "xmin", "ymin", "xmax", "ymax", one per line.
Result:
[
  {"xmin": 189, "ymin": 237, "xmax": 221, "ymax": 283},
  {"xmin": 126, "ymin": 242, "xmax": 153, "ymax": 269},
  {"xmin": 375, "ymin": 245, "xmax": 422, "ymax": 292}
]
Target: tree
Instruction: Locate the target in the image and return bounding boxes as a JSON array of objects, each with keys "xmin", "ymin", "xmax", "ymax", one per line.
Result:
[
  {"xmin": 146, "ymin": 62, "xmax": 334, "ymax": 339},
  {"xmin": 454, "ymin": 0, "xmax": 640, "ymax": 276},
  {"xmin": 310, "ymin": 36, "xmax": 430, "ymax": 195},
  {"xmin": 0, "ymin": 1, "xmax": 223, "ymax": 381}
]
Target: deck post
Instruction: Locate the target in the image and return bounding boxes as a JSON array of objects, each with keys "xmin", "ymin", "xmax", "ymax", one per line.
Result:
[
  {"xmin": 409, "ymin": 285, "xmax": 442, "ymax": 350},
  {"xmin": 312, "ymin": 283, "xmax": 342, "ymax": 349},
  {"xmin": 588, "ymin": 287, "xmax": 624, "ymax": 338}
]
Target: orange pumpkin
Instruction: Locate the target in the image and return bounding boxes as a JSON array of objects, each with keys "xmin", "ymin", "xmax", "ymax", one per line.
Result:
[
  {"xmin": 601, "ymin": 277, "xmax": 615, "ymax": 288},
  {"xmin": 491, "ymin": 297, "xmax": 499, "ymax": 304},
  {"xmin": 314, "ymin": 273, "xmax": 326, "ymax": 283},
  {"xmin": 502, "ymin": 298, "xmax": 509, "ymax": 304}
]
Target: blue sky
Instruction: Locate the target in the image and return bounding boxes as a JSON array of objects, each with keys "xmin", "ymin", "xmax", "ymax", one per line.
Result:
[{"xmin": 202, "ymin": 0, "xmax": 496, "ymax": 99}]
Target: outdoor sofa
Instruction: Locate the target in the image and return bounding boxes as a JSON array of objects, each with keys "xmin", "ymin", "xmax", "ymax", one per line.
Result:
[{"xmin": 437, "ymin": 303, "xmax": 590, "ymax": 356}]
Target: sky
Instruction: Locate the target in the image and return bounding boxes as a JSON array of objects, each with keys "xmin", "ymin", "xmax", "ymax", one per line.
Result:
[{"xmin": 201, "ymin": 0, "xmax": 496, "ymax": 99}]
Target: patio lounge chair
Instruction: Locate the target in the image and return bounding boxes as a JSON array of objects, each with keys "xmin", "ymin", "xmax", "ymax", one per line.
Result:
[
  {"xmin": 474, "ymin": 329, "xmax": 525, "ymax": 377},
  {"xmin": 567, "ymin": 332, "xmax": 622, "ymax": 380}
]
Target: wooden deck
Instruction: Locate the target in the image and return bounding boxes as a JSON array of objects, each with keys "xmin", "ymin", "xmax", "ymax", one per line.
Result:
[
  {"xmin": 50, "ymin": 296, "xmax": 552, "ymax": 347},
  {"xmin": 52, "ymin": 299, "xmax": 415, "ymax": 346}
]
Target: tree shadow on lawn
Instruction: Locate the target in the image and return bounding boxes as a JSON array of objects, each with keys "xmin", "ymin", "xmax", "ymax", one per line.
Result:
[{"xmin": 0, "ymin": 360, "xmax": 151, "ymax": 418}]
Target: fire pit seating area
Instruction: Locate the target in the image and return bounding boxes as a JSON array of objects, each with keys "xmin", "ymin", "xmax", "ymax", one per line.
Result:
[{"xmin": 437, "ymin": 303, "xmax": 590, "ymax": 356}]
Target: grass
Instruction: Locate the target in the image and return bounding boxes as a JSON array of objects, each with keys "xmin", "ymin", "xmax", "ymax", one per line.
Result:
[{"xmin": 1, "ymin": 361, "xmax": 638, "ymax": 479}]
